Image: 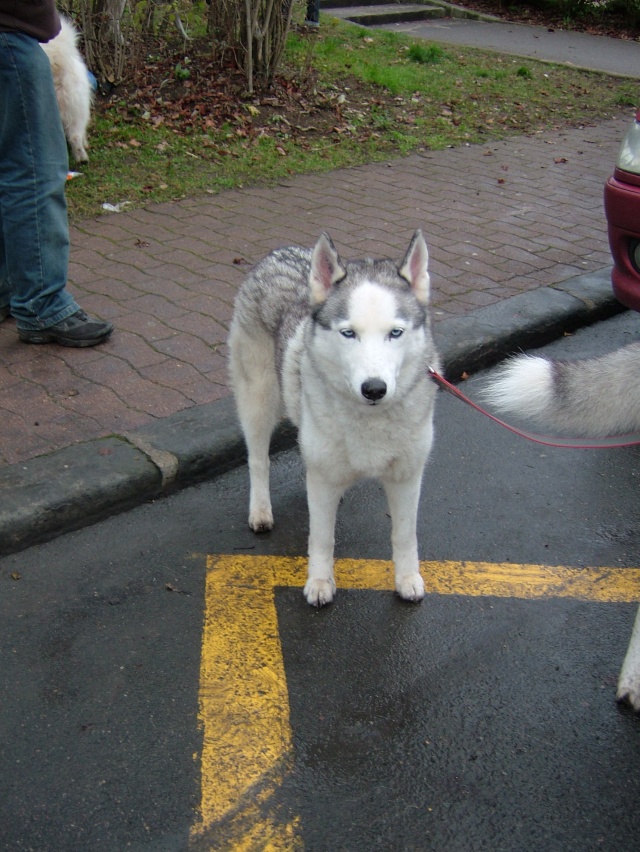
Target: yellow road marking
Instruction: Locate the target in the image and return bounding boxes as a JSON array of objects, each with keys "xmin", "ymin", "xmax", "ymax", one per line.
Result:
[
  {"xmin": 193, "ymin": 555, "xmax": 298, "ymax": 848},
  {"xmin": 192, "ymin": 555, "xmax": 640, "ymax": 846}
]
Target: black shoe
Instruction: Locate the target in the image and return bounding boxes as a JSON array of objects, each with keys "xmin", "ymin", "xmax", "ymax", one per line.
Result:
[{"xmin": 18, "ymin": 310, "xmax": 113, "ymax": 347}]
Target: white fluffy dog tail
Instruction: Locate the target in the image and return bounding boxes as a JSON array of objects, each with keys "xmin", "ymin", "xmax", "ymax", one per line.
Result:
[
  {"xmin": 482, "ymin": 345, "xmax": 640, "ymax": 438},
  {"xmin": 482, "ymin": 355, "xmax": 554, "ymax": 422}
]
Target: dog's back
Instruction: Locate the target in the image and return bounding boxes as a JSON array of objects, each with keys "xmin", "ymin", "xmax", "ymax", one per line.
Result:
[
  {"xmin": 483, "ymin": 342, "xmax": 640, "ymax": 437},
  {"xmin": 231, "ymin": 246, "xmax": 313, "ymax": 380}
]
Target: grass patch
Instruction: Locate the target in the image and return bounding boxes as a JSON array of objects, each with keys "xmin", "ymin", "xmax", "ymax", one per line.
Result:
[
  {"xmin": 65, "ymin": 16, "xmax": 635, "ymax": 221},
  {"xmin": 408, "ymin": 43, "xmax": 446, "ymax": 64}
]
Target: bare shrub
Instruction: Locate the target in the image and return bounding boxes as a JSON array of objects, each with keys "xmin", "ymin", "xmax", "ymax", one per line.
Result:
[
  {"xmin": 60, "ymin": 0, "xmax": 130, "ymax": 83},
  {"xmin": 60, "ymin": 0, "xmax": 296, "ymax": 89},
  {"xmin": 208, "ymin": 0, "xmax": 296, "ymax": 93}
]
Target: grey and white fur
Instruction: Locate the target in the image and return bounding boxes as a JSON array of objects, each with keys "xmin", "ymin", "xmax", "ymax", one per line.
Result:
[
  {"xmin": 483, "ymin": 343, "xmax": 640, "ymax": 710},
  {"xmin": 482, "ymin": 343, "xmax": 640, "ymax": 437},
  {"xmin": 229, "ymin": 231, "xmax": 440, "ymax": 606}
]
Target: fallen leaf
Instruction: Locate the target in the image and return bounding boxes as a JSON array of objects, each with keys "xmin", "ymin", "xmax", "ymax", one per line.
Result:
[{"xmin": 165, "ymin": 583, "xmax": 190, "ymax": 595}]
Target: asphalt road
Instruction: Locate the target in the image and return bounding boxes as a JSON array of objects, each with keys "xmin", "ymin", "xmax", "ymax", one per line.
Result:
[{"xmin": 2, "ymin": 312, "xmax": 640, "ymax": 851}]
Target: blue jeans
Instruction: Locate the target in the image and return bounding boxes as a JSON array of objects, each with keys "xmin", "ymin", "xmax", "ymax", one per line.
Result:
[
  {"xmin": 306, "ymin": 0, "xmax": 320, "ymax": 23},
  {"xmin": 0, "ymin": 31, "xmax": 79, "ymax": 330}
]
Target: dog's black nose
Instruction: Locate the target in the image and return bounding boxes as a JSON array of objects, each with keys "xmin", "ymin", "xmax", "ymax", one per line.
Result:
[{"xmin": 361, "ymin": 378, "xmax": 387, "ymax": 402}]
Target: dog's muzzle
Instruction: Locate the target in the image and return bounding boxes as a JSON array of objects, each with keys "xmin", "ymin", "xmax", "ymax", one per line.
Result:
[{"xmin": 361, "ymin": 378, "xmax": 387, "ymax": 403}]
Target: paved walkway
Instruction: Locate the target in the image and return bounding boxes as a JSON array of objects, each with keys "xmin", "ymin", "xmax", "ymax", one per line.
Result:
[
  {"xmin": 0, "ymin": 115, "xmax": 629, "ymax": 467},
  {"xmin": 370, "ymin": 17, "xmax": 640, "ymax": 77}
]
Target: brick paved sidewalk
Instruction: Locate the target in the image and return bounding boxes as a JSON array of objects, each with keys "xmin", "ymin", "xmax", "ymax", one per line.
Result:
[{"xmin": 0, "ymin": 115, "xmax": 630, "ymax": 467}]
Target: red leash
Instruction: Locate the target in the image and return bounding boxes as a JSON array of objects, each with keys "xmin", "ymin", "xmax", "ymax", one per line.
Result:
[{"xmin": 428, "ymin": 367, "xmax": 640, "ymax": 450}]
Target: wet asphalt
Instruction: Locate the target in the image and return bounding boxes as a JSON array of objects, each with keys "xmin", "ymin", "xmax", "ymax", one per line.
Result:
[{"xmin": 1, "ymin": 312, "xmax": 639, "ymax": 850}]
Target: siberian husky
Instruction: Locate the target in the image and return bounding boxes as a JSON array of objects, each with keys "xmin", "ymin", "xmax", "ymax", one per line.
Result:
[
  {"xmin": 483, "ymin": 343, "xmax": 640, "ymax": 710},
  {"xmin": 229, "ymin": 231, "xmax": 440, "ymax": 607},
  {"xmin": 41, "ymin": 15, "xmax": 92, "ymax": 163}
]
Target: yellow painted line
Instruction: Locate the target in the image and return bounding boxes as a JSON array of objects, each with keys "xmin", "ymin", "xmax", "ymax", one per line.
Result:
[
  {"xmin": 192, "ymin": 555, "xmax": 300, "ymax": 848},
  {"xmin": 192, "ymin": 555, "xmax": 640, "ymax": 845},
  {"xmin": 420, "ymin": 559, "xmax": 640, "ymax": 602}
]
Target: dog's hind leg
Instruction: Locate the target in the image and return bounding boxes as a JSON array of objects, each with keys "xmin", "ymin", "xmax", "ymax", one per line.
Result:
[
  {"xmin": 304, "ymin": 467, "xmax": 346, "ymax": 606},
  {"xmin": 383, "ymin": 473, "xmax": 425, "ymax": 602},
  {"xmin": 68, "ymin": 127, "xmax": 89, "ymax": 164},
  {"xmin": 229, "ymin": 323, "xmax": 282, "ymax": 532},
  {"xmin": 617, "ymin": 604, "xmax": 640, "ymax": 711}
]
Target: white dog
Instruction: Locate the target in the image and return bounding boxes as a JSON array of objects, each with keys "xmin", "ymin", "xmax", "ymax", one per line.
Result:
[
  {"xmin": 483, "ymin": 344, "xmax": 640, "ymax": 710},
  {"xmin": 229, "ymin": 232, "xmax": 440, "ymax": 607},
  {"xmin": 41, "ymin": 15, "xmax": 92, "ymax": 163}
]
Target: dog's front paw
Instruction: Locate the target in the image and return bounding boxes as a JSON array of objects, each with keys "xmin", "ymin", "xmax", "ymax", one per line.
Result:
[
  {"xmin": 248, "ymin": 508, "xmax": 273, "ymax": 533},
  {"xmin": 304, "ymin": 578, "xmax": 336, "ymax": 607},
  {"xmin": 396, "ymin": 572, "xmax": 425, "ymax": 602},
  {"xmin": 617, "ymin": 677, "xmax": 640, "ymax": 712}
]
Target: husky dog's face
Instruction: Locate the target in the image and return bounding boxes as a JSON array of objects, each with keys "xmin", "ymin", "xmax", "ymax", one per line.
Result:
[{"xmin": 309, "ymin": 232, "xmax": 431, "ymax": 406}]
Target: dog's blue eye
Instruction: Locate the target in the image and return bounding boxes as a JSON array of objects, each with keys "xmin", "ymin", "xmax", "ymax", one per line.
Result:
[
  {"xmin": 340, "ymin": 328, "xmax": 356, "ymax": 339},
  {"xmin": 389, "ymin": 328, "xmax": 404, "ymax": 339}
]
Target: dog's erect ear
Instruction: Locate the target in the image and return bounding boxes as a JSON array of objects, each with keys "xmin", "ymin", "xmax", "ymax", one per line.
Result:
[
  {"xmin": 309, "ymin": 233, "xmax": 347, "ymax": 305},
  {"xmin": 399, "ymin": 230, "xmax": 430, "ymax": 305}
]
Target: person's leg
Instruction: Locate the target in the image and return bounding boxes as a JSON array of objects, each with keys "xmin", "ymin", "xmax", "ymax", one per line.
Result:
[
  {"xmin": 0, "ymin": 254, "xmax": 9, "ymax": 320},
  {"xmin": 0, "ymin": 31, "xmax": 79, "ymax": 330},
  {"xmin": 305, "ymin": 0, "xmax": 320, "ymax": 25}
]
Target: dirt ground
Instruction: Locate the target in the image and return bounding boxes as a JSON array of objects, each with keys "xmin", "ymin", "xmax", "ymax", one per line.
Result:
[
  {"xmin": 455, "ymin": 0, "xmax": 639, "ymax": 40},
  {"xmin": 99, "ymin": 6, "xmax": 636, "ymax": 162}
]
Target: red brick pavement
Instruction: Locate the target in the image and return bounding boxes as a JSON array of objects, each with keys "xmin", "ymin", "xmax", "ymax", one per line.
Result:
[{"xmin": 0, "ymin": 115, "xmax": 630, "ymax": 466}]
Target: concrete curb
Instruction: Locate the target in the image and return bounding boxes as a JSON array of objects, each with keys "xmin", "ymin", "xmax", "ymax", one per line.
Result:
[
  {"xmin": 321, "ymin": 0, "xmax": 503, "ymax": 24},
  {"xmin": 0, "ymin": 268, "xmax": 623, "ymax": 558},
  {"xmin": 437, "ymin": 268, "xmax": 623, "ymax": 378},
  {"xmin": 426, "ymin": 0, "xmax": 504, "ymax": 22}
]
